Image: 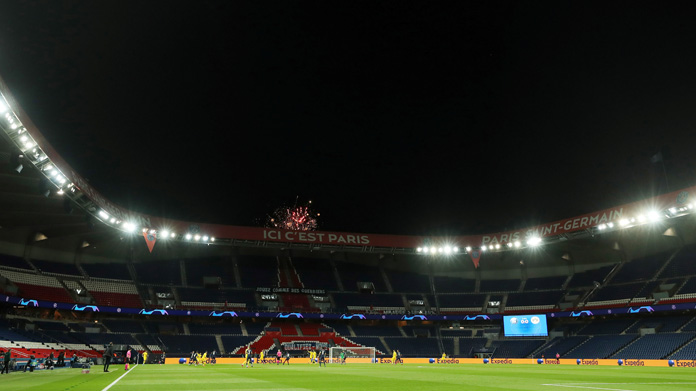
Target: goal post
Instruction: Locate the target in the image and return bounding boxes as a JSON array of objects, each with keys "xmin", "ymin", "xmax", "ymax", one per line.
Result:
[{"xmin": 329, "ymin": 346, "xmax": 375, "ymax": 363}]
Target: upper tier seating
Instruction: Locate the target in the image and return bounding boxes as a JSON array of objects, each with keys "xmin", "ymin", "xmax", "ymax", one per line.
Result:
[
  {"xmin": 433, "ymin": 276, "xmax": 476, "ymax": 293},
  {"xmin": 385, "ymin": 270, "xmax": 430, "ymax": 293},
  {"xmin": 337, "ymin": 262, "xmax": 385, "ymax": 292},
  {"xmin": 332, "ymin": 293, "xmax": 404, "ymax": 311},
  {"xmin": 660, "ymin": 244, "xmax": 696, "ymax": 278},
  {"xmin": 32, "ymin": 259, "xmax": 81, "ymax": 276},
  {"xmin": 588, "ymin": 283, "xmax": 644, "ymax": 303},
  {"xmin": 158, "ymin": 335, "xmax": 218, "ymax": 355},
  {"xmin": 524, "ymin": 276, "xmax": 567, "ymax": 291},
  {"xmin": 567, "ymin": 265, "xmax": 615, "ymax": 288},
  {"xmin": 670, "ymin": 338, "xmax": 696, "ymax": 360},
  {"xmin": 80, "ymin": 263, "xmax": 132, "ymax": 280},
  {"xmin": 458, "ymin": 338, "xmax": 487, "ymax": 357},
  {"xmin": 184, "ymin": 257, "xmax": 236, "ymax": 286},
  {"xmin": 479, "ymin": 279, "xmax": 520, "ymax": 293},
  {"xmin": 188, "ymin": 323, "xmax": 243, "ymax": 335},
  {"xmin": 611, "ymin": 253, "xmax": 668, "ymax": 283},
  {"xmin": 577, "ymin": 318, "xmax": 636, "ymax": 335},
  {"xmin": 0, "ymin": 254, "xmax": 32, "ymax": 270},
  {"xmin": 133, "ymin": 261, "xmax": 181, "ymax": 285},
  {"xmin": 81, "ymin": 279, "xmax": 142, "ymax": 308},
  {"xmin": 437, "ymin": 294, "xmax": 485, "ymax": 310},
  {"xmin": 506, "ymin": 291, "xmax": 563, "ymax": 307},
  {"xmin": 292, "ymin": 258, "xmax": 339, "ymax": 291},
  {"xmin": 351, "ymin": 324, "xmax": 402, "ymax": 337},
  {"xmin": 237, "ymin": 256, "xmax": 278, "ymax": 288}
]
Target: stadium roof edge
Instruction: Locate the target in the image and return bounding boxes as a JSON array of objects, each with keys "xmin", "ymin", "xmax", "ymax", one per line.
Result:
[{"xmin": 2, "ymin": 74, "xmax": 696, "ymax": 253}]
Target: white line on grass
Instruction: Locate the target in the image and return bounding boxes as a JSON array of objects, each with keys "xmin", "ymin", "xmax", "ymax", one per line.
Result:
[
  {"xmin": 102, "ymin": 364, "xmax": 138, "ymax": 391},
  {"xmin": 542, "ymin": 385, "xmax": 635, "ymax": 391}
]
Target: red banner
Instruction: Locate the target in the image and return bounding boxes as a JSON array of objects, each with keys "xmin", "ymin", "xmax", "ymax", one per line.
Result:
[
  {"xmin": 143, "ymin": 231, "xmax": 157, "ymax": 253},
  {"xmin": 469, "ymin": 249, "xmax": 482, "ymax": 268}
]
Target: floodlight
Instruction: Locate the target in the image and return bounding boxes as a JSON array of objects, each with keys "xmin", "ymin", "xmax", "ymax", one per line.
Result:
[
  {"xmin": 514, "ymin": 241, "xmax": 521, "ymax": 248},
  {"xmin": 598, "ymin": 224, "xmax": 606, "ymax": 230},
  {"xmin": 430, "ymin": 246, "xmax": 436, "ymax": 253},
  {"xmin": 619, "ymin": 219, "xmax": 629, "ymax": 227},
  {"xmin": 465, "ymin": 246, "xmax": 472, "ymax": 252},
  {"xmin": 149, "ymin": 229, "xmax": 156, "ymax": 234},
  {"xmin": 495, "ymin": 244, "xmax": 500, "ymax": 249},
  {"xmin": 527, "ymin": 237, "xmax": 542, "ymax": 246},
  {"xmin": 142, "ymin": 228, "xmax": 148, "ymax": 233},
  {"xmin": 202, "ymin": 235, "xmax": 209, "ymax": 241},
  {"xmin": 0, "ymin": 101, "xmax": 7, "ymax": 113},
  {"xmin": 210, "ymin": 237, "xmax": 215, "ymax": 242},
  {"xmin": 443, "ymin": 246, "xmax": 451, "ymax": 254},
  {"xmin": 122, "ymin": 222, "xmax": 136, "ymax": 232},
  {"xmin": 110, "ymin": 218, "xmax": 116, "ymax": 223},
  {"xmin": 185, "ymin": 233, "xmax": 192, "ymax": 240},
  {"xmin": 481, "ymin": 246, "xmax": 487, "ymax": 251},
  {"xmin": 647, "ymin": 211, "xmax": 661, "ymax": 222},
  {"xmin": 423, "ymin": 247, "xmax": 429, "ymax": 253},
  {"xmin": 637, "ymin": 215, "xmax": 646, "ymax": 222},
  {"xmin": 20, "ymin": 135, "xmax": 27, "ymax": 142},
  {"xmin": 688, "ymin": 204, "xmax": 693, "ymax": 209},
  {"xmin": 669, "ymin": 207, "xmax": 677, "ymax": 214},
  {"xmin": 98, "ymin": 210, "xmax": 109, "ymax": 219},
  {"xmin": 56, "ymin": 189, "xmax": 64, "ymax": 195},
  {"xmin": 417, "ymin": 247, "xmax": 422, "ymax": 253},
  {"xmin": 452, "ymin": 247, "xmax": 458, "ymax": 253},
  {"xmin": 43, "ymin": 164, "xmax": 53, "ymax": 171},
  {"xmin": 607, "ymin": 222, "xmax": 614, "ymax": 228},
  {"xmin": 194, "ymin": 234, "xmax": 201, "ymax": 241},
  {"xmin": 161, "ymin": 230, "xmax": 169, "ymax": 238},
  {"xmin": 170, "ymin": 232, "xmax": 176, "ymax": 238},
  {"xmin": 10, "ymin": 123, "xmax": 17, "ymax": 129}
]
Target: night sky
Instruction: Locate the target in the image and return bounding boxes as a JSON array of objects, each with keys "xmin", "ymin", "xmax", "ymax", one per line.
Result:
[{"xmin": 1, "ymin": 1, "xmax": 696, "ymax": 236}]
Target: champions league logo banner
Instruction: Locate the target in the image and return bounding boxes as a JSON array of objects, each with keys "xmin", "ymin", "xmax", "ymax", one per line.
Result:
[{"xmin": 143, "ymin": 231, "xmax": 157, "ymax": 253}]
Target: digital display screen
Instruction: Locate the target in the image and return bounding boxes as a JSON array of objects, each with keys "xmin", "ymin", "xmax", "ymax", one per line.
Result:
[{"xmin": 503, "ymin": 314, "xmax": 548, "ymax": 337}]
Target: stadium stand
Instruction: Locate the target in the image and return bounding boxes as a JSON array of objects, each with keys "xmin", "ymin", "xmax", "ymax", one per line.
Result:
[
  {"xmin": 491, "ymin": 339, "xmax": 545, "ymax": 358},
  {"xmin": 433, "ymin": 276, "xmax": 476, "ymax": 293},
  {"xmin": 237, "ymin": 255, "xmax": 279, "ymax": 288},
  {"xmin": 383, "ymin": 337, "xmax": 440, "ymax": 357},
  {"xmin": 184, "ymin": 257, "xmax": 236, "ymax": 287},
  {"xmin": 567, "ymin": 265, "xmax": 615, "ymax": 288},
  {"xmin": 0, "ymin": 269, "xmax": 73, "ymax": 303},
  {"xmin": 337, "ymin": 262, "xmax": 385, "ymax": 292},
  {"xmin": 611, "ymin": 333, "xmax": 696, "ymax": 359},
  {"xmin": 659, "ymin": 244, "xmax": 696, "ymax": 278},
  {"xmin": 384, "ymin": 270, "xmax": 431, "ymax": 294},
  {"xmin": 479, "ymin": 279, "xmax": 520, "ymax": 293},
  {"xmin": 524, "ymin": 275, "xmax": 567, "ymax": 291},
  {"xmin": 565, "ymin": 334, "xmax": 637, "ymax": 359},
  {"xmin": 80, "ymin": 263, "xmax": 132, "ymax": 280},
  {"xmin": 292, "ymin": 257, "xmax": 340, "ymax": 291}
]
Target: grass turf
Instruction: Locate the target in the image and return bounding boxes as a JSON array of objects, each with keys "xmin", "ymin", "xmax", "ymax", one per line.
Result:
[{"xmin": 2, "ymin": 363, "xmax": 696, "ymax": 391}]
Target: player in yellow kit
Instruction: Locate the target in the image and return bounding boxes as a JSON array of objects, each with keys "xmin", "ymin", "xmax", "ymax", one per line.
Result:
[
  {"xmin": 143, "ymin": 351, "xmax": 148, "ymax": 364},
  {"xmin": 259, "ymin": 350, "xmax": 265, "ymax": 364},
  {"xmin": 392, "ymin": 349, "xmax": 397, "ymax": 364}
]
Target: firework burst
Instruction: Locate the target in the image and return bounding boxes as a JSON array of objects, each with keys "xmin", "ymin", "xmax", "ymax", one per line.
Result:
[{"xmin": 266, "ymin": 199, "xmax": 320, "ymax": 231}]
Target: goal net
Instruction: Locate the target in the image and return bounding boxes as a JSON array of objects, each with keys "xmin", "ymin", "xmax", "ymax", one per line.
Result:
[{"xmin": 329, "ymin": 346, "xmax": 375, "ymax": 364}]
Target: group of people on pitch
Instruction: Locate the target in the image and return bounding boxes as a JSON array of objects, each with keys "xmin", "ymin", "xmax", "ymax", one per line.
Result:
[
  {"xmin": 189, "ymin": 350, "xmax": 217, "ymax": 366},
  {"xmin": 391, "ymin": 349, "xmax": 403, "ymax": 364}
]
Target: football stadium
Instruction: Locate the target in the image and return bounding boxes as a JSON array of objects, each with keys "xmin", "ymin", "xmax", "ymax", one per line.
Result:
[{"xmin": 2, "ymin": 3, "xmax": 696, "ymax": 391}]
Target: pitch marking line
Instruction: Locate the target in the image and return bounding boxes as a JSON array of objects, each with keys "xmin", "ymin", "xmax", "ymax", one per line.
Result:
[
  {"xmin": 542, "ymin": 385, "xmax": 634, "ymax": 391},
  {"xmin": 543, "ymin": 382, "xmax": 696, "ymax": 391},
  {"xmin": 102, "ymin": 364, "xmax": 138, "ymax": 391}
]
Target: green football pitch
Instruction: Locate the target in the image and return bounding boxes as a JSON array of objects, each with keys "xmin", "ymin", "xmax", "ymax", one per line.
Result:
[{"xmin": 2, "ymin": 363, "xmax": 696, "ymax": 391}]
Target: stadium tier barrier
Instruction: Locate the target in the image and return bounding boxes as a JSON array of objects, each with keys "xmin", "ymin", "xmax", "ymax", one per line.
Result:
[{"xmin": 163, "ymin": 357, "xmax": 696, "ymax": 367}]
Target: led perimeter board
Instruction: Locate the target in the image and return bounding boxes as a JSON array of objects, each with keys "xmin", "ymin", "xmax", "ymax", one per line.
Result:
[{"xmin": 503, "ymin": 314, "xmax": 548, "ymax": 337}]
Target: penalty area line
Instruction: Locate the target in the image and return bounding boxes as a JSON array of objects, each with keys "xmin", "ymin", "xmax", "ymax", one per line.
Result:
[{"xmin": 102, "ymin": 364, "xmax": 138, "ymax": 391}]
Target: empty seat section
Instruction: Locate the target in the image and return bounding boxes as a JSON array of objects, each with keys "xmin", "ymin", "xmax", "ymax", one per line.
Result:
[
  {"xmin": 458, "ymin": 338, "xmax": 487, "ymax": 357},
  {"xmin": 134, "ymin": 261, "xmax": 181, "ymax": 285},
  {"xmin": 0, "ymin": 269, "xmax": 73, "ymax": 302},
  {"xmin": 524, "ymin": 276, "xmax": 567, "ymax": 291},
  {"xmin": 566, "ymin": 335, "xmax": 636, "ymax": 358},
  {"xmin": 102, "ymin": 320, "xmax": 144, "ymax": 333},
  {"xmin": 337, "ymin": 262, "xmax": 385, "ymax": 292},
  {"xmin": 159, "ymin": 335, "xmax": 218, "ymax": 355},
  {"xmin": 237, "ymin": 256, "xmax": 278, "ymax": 288},
  {"xmin": 678, "ymin": 277, "xmax": 696, "ymax": 294},
  {"xmin": 433, "ymin": 276, "xmax": 475, "ymax": 293},
  {"xmin": 81, "ymin": 280, "xmax": 142, "ymax": 308},
  {"xmin": 670, "ymin": 338, "xmax": 696, "ymax": 360},
  {"xmin": 31, "ymin": 259, "xmax": 81, "ymax": 276},
  {"xmin": 292, "ymin": 258, "xmax": 339, "ymax": 291},
  {"xmin": 437, "ymin": 294, "xmax": 485, "ymax": 310},
  {"xmin": 611, "ymin": 333, "xmax": 695, "ymax": 359},
  {"xmin": 588, "ymin": 283, "xmax": 643, "ymax": 302},
  {"xmin": 221, "ymin": 336, "xmax": 257, "ymax": 352},
  {"xmin": 567, "ymin": 265, "xmax": 616, "ymax": 288},
  {"xmin": 577, "ymin": 318, "xmax": 636, "ymax": 335},
  {"xmin": 384, "ymin": 337, "xmax": 440, "ymax": 357},
  {"xmin": 537, "ymin": 336, "xmax": 588, "ymax": 357},
  {"xmin": 185, "ymin": 257, "xmax": 235, "ymax": 287},
  {"xmin": 479, "ymin": 279, "xmax": 520, "ymax": 293},
  {"xmin": 386, "ymin": 270, "xmax": 430, "ymax": 293},
  {"xmin": 611, "ymin": 253, "xmax": 668, "ymax": 283},
  {"xmin": 81, "ymin": 263, "xmax": 132, "ymax": 280},
  {"xmin": 491, "ymin": 339, "xmax": 545, "ymax": 358},
  {"xmin": 506, "ymin": 291, "xmax": 562, "ymax": 307},
  {"xmin": 0, "ymin": 254, "xmax": 32, "ymax": 270},
  {"xmin": 351, "ymin": 324, "xmax": 402, "ymax": 337},
  {"xmin": 660, "ymin": 244, "xmax": 696, "ymax": 278},
  {"xmin": 333, "ymin": 293, "xmax": 403, "ymax": 311},
  {"xmin": 188, "ymin": 323, "xmax": 242, "ymax": 335}
]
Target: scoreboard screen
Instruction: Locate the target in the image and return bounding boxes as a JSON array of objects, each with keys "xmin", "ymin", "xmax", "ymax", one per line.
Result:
[{"xmin": 503, "ymin": 314, "xmax": 548, "ymax": 337}]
